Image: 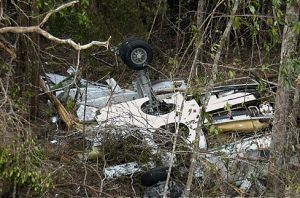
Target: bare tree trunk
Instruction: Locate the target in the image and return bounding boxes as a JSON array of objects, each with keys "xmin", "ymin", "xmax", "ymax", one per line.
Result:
[
  {"xmin": 270, "ymin": 1, "xmax": 300, "ymax": 196},
  {"xmin": 291, "ymin": 82, "xmax": 300, "ymax": 145},
  {"xmin": 195, "ymin": 0, "xmax": 205, "ymax": 71},
  {"xmin": 175, "ymin": 0, "xmax": 181, "ymax": 53},
  {"xmin": 182, "ymin": 0, "xmax": 240, "ymax": 197},
  {"xmin": 14, "ymin": 0, "xmax": 40, "ymax": 118},
  {"xmin": 15, "ymin": 1, "xmax": 30, "ymax": 87},
  {"xmin": 147, "ymin": 0, "xmax": 163, "ymax": 41},
  {"xmin": 90, "ymin": 0, "xmax": 97, "ymax": 13},
  {"xmin": 181, "ymin": 2, "xmax": 205, "ymax": 197},
  {"xmin": 0, "ymin": 0, "xmax": 3, "ymax": 19},
  {"xmin": 204, "ymin": 0, "xmax": 239, "ymax": 103},
  {"xmin": 29, "ymin": 0, "xmax": 40, "ymax": 118}
]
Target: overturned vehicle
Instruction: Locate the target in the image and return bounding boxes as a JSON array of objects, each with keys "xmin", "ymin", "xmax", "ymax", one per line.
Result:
[{"xmin": 44, "ymin": 38, "xmax": 278, "ymax": 196}]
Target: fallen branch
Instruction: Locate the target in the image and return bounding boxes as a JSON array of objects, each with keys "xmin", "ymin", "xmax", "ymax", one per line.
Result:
[
  {"xmin": 0, "ymin": 26, "xmax": 111, "ymax": 51},
  {"xmin": 39, "ymin": 76, "xmax": 75, "ymax": 129},
  {"xmin": 0, "ymin": 0, "xmax": 111, "ymax": 51}
]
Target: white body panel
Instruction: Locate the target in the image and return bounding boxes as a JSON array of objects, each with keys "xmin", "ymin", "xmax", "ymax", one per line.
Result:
[{"xmin": 96, "ymin": 93, "xmax": 207, "ymax": 149}]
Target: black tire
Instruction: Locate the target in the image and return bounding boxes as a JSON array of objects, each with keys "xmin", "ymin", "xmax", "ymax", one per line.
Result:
[
  {"xmin": 119, "ymin": 38, "xmax": 153, "ymax": 70},
  {"xmin": 141, "ymin": 167, "xmax": 168, "ymax": 187},
  {"xmin": 119, "ymin": 37, "xmax": 138, "ymax": 61}
]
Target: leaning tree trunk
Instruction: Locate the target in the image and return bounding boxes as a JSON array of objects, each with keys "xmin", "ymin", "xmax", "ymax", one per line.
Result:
[
  {"xmin": 182, "ymin": 0, "xmax": 240, "ymax": 197},
  {"xmin": 15, "ymin": 1, "xmax": 30, "ymax": 86},
  {"xmin": 270, "ymin": 1, "xmax": 300, "ymax": 196},
  {"xmin": 204, "ymin": 0, "xmax": 240, "ymax": 104},
  {"xmin": 29, "ymin": 0, "xmax": 41, "ymax": 118},
  {"xmin": 15, "ymin": 0, "xmax": 40, "ymax": 118},
  {"xmin": 195, "ymin": 0, "xmax": 205, "ymax": 73}
]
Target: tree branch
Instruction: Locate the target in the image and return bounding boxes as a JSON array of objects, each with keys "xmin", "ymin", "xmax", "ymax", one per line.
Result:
[
  {"xmin": 0, "ymin": 0, "xmax": 3, "ymax": 19},
  {"xmin": 204, "ymin": 0, "xmax": 239, "ymax": 105},
  {"xmin": 0, "ymin": 41, "xmax": 16, "ymax": 58},
  {"xmin": 0, "ymin": 25, "xmax": 111, "ymax": 51},
  {"xmin": 39, "ymin": 0, "xmax": 79, "ymax": 27},
  {"xmin": 0, "ymin": 0, "xmax": 111, "ymax": 51},
  {"xmin": 36, "ymin": 28, "xmax": 111, "ymax": 50}
]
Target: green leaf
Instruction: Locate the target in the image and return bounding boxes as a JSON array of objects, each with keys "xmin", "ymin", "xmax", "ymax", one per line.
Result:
[
  {"xmin": 211, "ymin": 43, "xmax": 220, "ymax": 54},
  {"xmin": 228, "ymin": 70, "xmax": 236, "ymax": 79},
  {"xmin": 82, "ymin": 0, "xmax": 90, "ymax": 7},
  {"xmin": 261, "ymin": 64, "xmax": 270, "ymax": 72},
  {"xmin": 292, "ymin": 22, "xmax": 300, "ymax": 35},
  {"xmin": 168, "ymin": 57, "xmax": 179, "ymax": 66},
  {"xmin": 66, "ymin": 97, "xmax": 76, "ymax": 111},
  {"xmin": 249, "ymin": 5, "xmax": 256, "ymax": 14},
  {"xmin": 270, "ymin": 28, "xmax": 280, "ymax": 44},
  {"xmin": 254, "ymin": 21, "xmax": 260, "ymax": 31},
  {"xmin": 272, "ymin": 0, "xmax": 282, "ymax": 7},
  {"xmin": 224, "ymin": 102, "xmax": 232, "ymax": 112},
  {"xmin": 257, "ymin": 80, "xmax": 267, "ymax": 95},
  {"xmin": 266, "ymin": 18, "xmax": 274, "ymax": 26},
  {"xmin": 232, "ymin": 17, "xmax": 241, "ymax": 30}
]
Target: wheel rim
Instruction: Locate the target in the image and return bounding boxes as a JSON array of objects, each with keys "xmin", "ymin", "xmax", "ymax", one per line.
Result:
[{"xmin": 130, "ymin": 48, "xmax": 147, "ymax": 65}]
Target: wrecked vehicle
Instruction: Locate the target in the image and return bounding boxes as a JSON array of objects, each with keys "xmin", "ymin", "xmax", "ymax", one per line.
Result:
[
  {"xmin": 96, "ymin": 39, "xmax": 275, "ymax": 195},
  {"xmin": 44, "ymin": 69, "xmax": 187, "ymax": 122},
  {"xmin": 44, "ymin": 38, "xmax": 276, "ymax": 196}
]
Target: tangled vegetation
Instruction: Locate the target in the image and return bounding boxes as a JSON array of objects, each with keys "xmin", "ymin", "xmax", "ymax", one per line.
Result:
[{"xmin": 0, "ymin": 0, "xmax": 299, "ymax": 197}]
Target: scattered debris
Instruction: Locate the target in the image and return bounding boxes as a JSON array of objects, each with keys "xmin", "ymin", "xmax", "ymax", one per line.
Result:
[
  {"xmin": 104, "ymin": 162, "xmax": 155, "ymax": 179},
  {"xmin": 46, "ymin": 73, "xmax": 138, "ymax": 109},
  {"xmin": 104, "ymin": 162, "xmax": 142, "ymax": 179},
  {"xmin": 41, "ymin": 38, "xmax": 277, "ymax": 196},
  {"xmin": 50, "ymin": 140, "xmax": 58, "ymax": 144}
]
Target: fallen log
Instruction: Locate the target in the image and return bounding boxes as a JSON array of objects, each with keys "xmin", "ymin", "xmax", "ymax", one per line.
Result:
[{"xmin": 39, "ymin": 76, "xmax": 75, "ymax": 129}]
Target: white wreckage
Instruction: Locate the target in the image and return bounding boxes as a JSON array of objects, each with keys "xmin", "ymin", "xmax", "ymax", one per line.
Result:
[{"xmin": 44, "ymin": 38, "xmax": 278, "ymax": 196}]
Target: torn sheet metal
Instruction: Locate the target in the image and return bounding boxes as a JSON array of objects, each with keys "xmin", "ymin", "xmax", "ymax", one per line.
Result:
[
  {"xmin": 237, "ymin": 150, "xmax": 268, "ymax": 194},
  {"xmin": 46, "ymin": 73, "xmax": 109, "ymax": 90},
  {"xmin": 208, "ymin": 134, "xmax": 271, "ymax": 156},
  {"xmin": 200, "ymin": 134, "xmax": 271, "ymax": 192},
  {"xmin": 151, "ymin": 79, "xmax": 187, "ymax": 94},
  {"xmin": 46, "ymin": 73, "xmax": 68, "ymax": 84},
  {"xmin": 46, "ymin": 73, "xmax": 138, "ymax": 108},
  {"xmin": 106, "ymin": 78, "xmax": 122, "ymax": 93},
  {"xmin": 104, "ymin": 162, "xmax": 142, "ymax": 179},
  {"xmin": 76, "ymin": 105, "xmax": 99, "ymax": 122},
  {"xmin": 210, "ymin": 82, "xmax": 277, "ymax": 95},
  {"xmin": 56, "ymin": 85, "xmax": 137, "ymax": 108},
  {"xmin": 76, "ymin": 91, "xmax": 138, "ymax": 108},
  {"xmin": 96, "ymin": 93, "xmax": 207, "ymax": 149},
  {"xmin": 57, "ymin": 87, "xmax": 137, "ymax": 109},
  {"xmin": 206, "ymin": 92, "xmax": 256, "ymax": 112},
  {"xmin": 104, "ymin": 162, "xmax": 155, "ymax": 179}
]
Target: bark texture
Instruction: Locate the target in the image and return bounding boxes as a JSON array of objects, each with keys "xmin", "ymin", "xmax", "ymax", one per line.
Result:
[{"xmin": 270, "ymin": 1, "xmax": 300, "ymax": 196}]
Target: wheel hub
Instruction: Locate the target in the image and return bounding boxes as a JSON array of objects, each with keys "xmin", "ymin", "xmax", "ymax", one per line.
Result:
[{"xmin": 131, "ymin": 48, "xmax": 147, "ymax": 65}]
